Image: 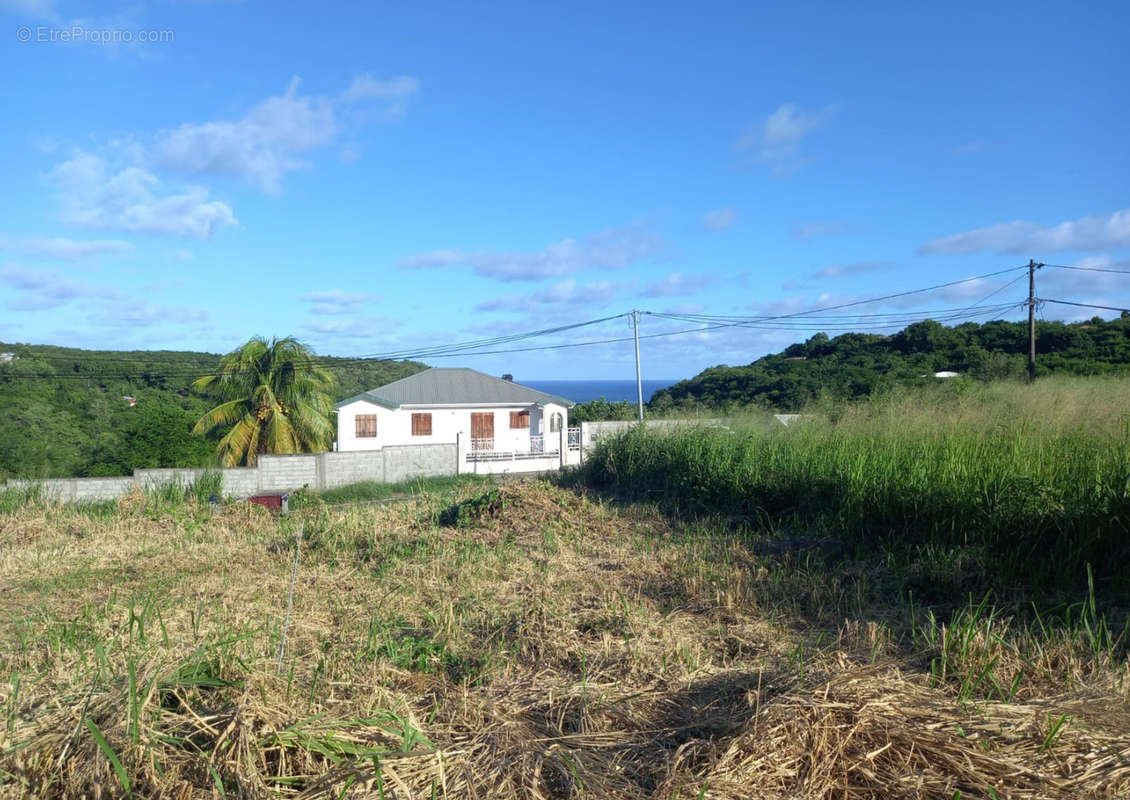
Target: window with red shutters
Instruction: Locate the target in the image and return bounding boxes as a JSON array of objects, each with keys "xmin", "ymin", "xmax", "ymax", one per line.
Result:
[
  {"xmin": 355, "ymin": 414, "xmax": 377, "ymax": 438},
  {"xmin": 411, "ymin": 413, "xmax": 432, "ymax": 436},
  {"xmin": 509, "ymin": 410, "xmax": 529, "ymax": 429}
]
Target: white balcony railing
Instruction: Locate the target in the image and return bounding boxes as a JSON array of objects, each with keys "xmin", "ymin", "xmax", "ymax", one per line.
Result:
[{"xmin": 466, "ymin": 435, "xmax": 560, "ymax": 462}]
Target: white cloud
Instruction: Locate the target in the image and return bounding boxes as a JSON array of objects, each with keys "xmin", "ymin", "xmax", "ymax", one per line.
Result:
[
  {"xmin": 50, "ymin": 152, "xmax": 236, "ymax": 238},
  {"xmin": 0, "ymin": 234, "xmax": 132, "ymax": 260},
  {"xmin": 1, "ymin": 263, "xmax": 211, "ymax": 332},
  {"xmin": 300, "ymin": 316, "xmax": 400, "ymax": 340},
  {"xmin": 404, "ymin": 228, "xmax": 664, "ymax": 282},
  {"xmin": 338, "ymin": 74, "xmax": 420, "ymax": 118},
  {"xmin": 792, "ymin": 221, "xmax": 852, "ymax": 239},
  {"xmin": 155, "ymin": 75, "xmax": 419, "ymax": 192},
  {"xmin": 918, "ymin": 209, "xmax": 1130, "ymax": 255},
  {"xmin": 0, "ymin": 0, "xmax": 56, "ymax": 16},
  {"xmin": 813, "ymin": 261, "xmax": 892, "ymax": 279},
  {"xmin": 1039, "ymin": 256, "xmax": 1130, "ymax": 305},
  {"xmin": 664, "ymin": 302, "xmax": 706, "ymax": 315},
  {"xmin": 0, "ymin": 263, "xmax": 120, "ymax": 310},
  {"xmin": 644, "ymin": 272, "xmax": 710, "ymax": 298},
  {"xmin": 747, "ymin": 292, "xmax": 857, "ymax": 319},
  {"xmin": 737, "ymin": 103, "xmax": 835, "ymax": 172},
  {"xmin": 90, "ymin": 300, "xmax": 209, "ymax": 328},
  {"xmin": 300, "ymin": 289, "xmax": 378, "ymax": 315},
  {"xmin": 155, "ymin": 78, "xmax": 335, "ymax": 193},
  {"xmin": 702, "ymin": 208, "xmax": 735, "ymax": 231},
  {"xmin": 475, "ymin": 280, "xmax": 624, "ymax": 312}
]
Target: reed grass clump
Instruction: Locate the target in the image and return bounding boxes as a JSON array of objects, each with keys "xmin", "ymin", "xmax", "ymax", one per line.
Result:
[{"xmin": 578, "ymin": 376, "xmax": 1130, "ymax": 594}]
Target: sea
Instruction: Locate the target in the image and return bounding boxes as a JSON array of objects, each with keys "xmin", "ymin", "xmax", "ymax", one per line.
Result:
[{"xmin": 522, "ymin": 379, "xmax": 678, "ymax": 404}]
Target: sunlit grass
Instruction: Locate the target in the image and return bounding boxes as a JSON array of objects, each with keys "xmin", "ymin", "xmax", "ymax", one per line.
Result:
[{"xmin": 577, "ymin": 376, "xmax": 1130, "ymax": 595}]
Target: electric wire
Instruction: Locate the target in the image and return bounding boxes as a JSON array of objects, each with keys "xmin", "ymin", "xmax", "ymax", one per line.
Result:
[
  {"xmin": 1039, "ymin": 298, "xmax": 1130, "ymax": 314},
  {"xmin": 1044, "ymin": 264, "xmax": 1130, "ymax": 275},
  {"xmin": 1, "ymin": 263, "xmax": 1121, "ymax": 382}
]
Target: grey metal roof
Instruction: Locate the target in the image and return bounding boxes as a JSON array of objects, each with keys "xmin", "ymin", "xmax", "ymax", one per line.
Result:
[{"xmin": 336, "ymin": 368, "xmax": 574, "ymax": 410}]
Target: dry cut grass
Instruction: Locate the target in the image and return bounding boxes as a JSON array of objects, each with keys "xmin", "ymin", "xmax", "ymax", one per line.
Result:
[{"xmin": 0, "ymin": 481, "xmax": 1127, "ymax": 798}]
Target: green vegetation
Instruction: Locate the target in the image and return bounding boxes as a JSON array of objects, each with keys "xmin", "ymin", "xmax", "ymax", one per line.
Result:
[
  {"xmin": 578, "ymin": 375, "xmax": 1130, "ymax": 599},
  {"xmin": 193, "ymin": 336, "xmax": 337, "ymax": 466},
  {"xmin": 290, "ymin": 474, "xmax": 492, "ymax": 509},
  {"xmin": 0, "ymin": 341, "xmax": 424, "ymax": 479},
  {"xmin": 570, "ymin": 397, "xmax": 639, "ymax": 422},
  {"xmin": 652, "ymin": 314, "xmax": 1130, "ymax": 412}
]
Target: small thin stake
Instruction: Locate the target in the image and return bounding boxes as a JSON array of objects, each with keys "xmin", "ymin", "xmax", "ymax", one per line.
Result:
[{"xmin": 277, "ymin": 522, "xmax": 304, "ymax": 675}]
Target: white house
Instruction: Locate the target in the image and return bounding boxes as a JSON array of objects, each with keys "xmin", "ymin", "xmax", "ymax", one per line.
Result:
[{"xmin": 336, "ymin": 368, "xmax": 579, "ymax": 473}]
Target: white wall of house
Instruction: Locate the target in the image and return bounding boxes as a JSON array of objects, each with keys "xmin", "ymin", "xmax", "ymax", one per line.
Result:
[{"xmin": 337, "ymin": 400, "xmax": 569, "ymax": 453}]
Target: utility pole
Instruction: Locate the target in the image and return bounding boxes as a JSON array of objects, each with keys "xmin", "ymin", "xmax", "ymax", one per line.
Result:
[
  {"xmin": 632, "ymin": 310, "xmax": 644, "ymax": 422},
  {"xmin": 1027, "ymin": 259, "xmax": 1043, "ymax": 383}
]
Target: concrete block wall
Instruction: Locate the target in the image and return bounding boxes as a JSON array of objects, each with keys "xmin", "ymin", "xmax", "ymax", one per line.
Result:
[
  {"xmin": 579, "ymin": 419, "xmax": 726, "ymax": 453},
  {"xmin": 26, "ymin": 476, "xmax": 135, "ymax": 502},
  {"xmin": 221, "ymin": 468, "xmax": 259, "ymax": 497},
  {"xmin": 383, "ymin": 444, "xmax": 457, "ymax": 482},
  {"xmin": 135, "ymin": 468, "xmax": 205, "ymax": 489},
  {"xmin": 3, "ymin": 441, "xmax": 504, "ymax": 504},
  {"xmin": 320, "ymin": 450, "xmax": 386, "ymax": 489},
  {"xmin": 258, "ymin": 454, "xmax": 318, "ymax": 492}
]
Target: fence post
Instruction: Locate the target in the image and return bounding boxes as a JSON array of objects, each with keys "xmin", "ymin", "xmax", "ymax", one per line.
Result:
[
  {"xmin": 456, "ymin": 432, "xmax": 467, "ymax": 474},
  {"xmin": 314, "ymin": 452, "xmax": 327, "ymax": 491},
  {"xmin": 276, "ymin": 522, "xmax": 303, "ymax": 675}
]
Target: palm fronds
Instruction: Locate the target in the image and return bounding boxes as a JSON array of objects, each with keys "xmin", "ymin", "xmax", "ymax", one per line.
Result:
[{"xmin": 194, "ymin": 337, "xmax": 337, "ymax": 466}]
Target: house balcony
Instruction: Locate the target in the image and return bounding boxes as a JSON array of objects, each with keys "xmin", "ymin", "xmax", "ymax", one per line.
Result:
[{"xmin": 467, "ymin": 435, "xmax": 560, "ymax": 462}]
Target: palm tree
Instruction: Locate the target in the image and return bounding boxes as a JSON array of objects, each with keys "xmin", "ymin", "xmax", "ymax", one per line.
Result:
[{"xmin": 193, "ymin": 337, "xmax": 336, "ymax": 466}]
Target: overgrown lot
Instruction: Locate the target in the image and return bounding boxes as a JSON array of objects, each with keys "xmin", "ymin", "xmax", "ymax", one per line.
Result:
[
  {"xmin": 577, "ymin": 376, "xmax": 1130, "ymax": 597},
  {"xmin": 1, "ymin": 470, "xmax": 1128, "ymax": 797}
]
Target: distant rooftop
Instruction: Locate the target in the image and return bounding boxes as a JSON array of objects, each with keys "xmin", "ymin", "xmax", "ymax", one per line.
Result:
[{"xmin": 336, "ymin": 367, "xmax": 574, "ymax": 410}]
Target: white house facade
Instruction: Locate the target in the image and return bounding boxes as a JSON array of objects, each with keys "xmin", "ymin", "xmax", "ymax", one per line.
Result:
[{"xmin": 335, "ymin": 368, "xmax": 580, "ymax": 474}]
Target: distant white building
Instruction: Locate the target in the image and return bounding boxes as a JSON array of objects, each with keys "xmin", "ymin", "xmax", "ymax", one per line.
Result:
[
  {"xmin": 0, "ymin": 353, "xmax": 15, "ymax": 362},
  {"xmin": 336, "ymin": 368, "xmax": 580, "ymax": 473}
]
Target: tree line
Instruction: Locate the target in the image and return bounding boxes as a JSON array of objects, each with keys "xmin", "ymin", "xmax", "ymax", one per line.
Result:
[
  {"xmin": 4, "ymin": 314, "xmax": 1128, "ymax": 479},
  {"xmin": 0, "ymin": 341, "xmax": 423, "ymax": 480},
  {"xmin": 649, "ymin": 314, "xmax": 1130, "ymax": 412}
]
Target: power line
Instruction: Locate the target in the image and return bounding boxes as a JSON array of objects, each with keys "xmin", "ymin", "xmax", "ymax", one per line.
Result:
[
  {"xmin": 5, "ymin": 314, "xmax": 631, "ymax": 368},
  {"xmin": 0, "ymin": 264, "xmax": 1113, "ymax": 383},
  {"xmin": 0, "ymin": 302, "xmax": 1026, "ymax": 381},
  {"xmin": 1044, "ymin": 263, "xmax": 1130, "ymax": 275},
  {"xmin": 1039, "ymin": 298, "xmax": 1130, "ymax": 314},
  {"xmin": 645, "ymin": 264, "xmax": 1030, "ymax": 326},
  {"xmin": 1, "ymin": 314, "xmax": 635, "ymax": 380}
]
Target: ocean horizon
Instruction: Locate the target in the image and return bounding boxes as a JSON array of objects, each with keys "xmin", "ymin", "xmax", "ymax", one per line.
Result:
[{"xmin": 522, "ymin": 379, "xmax": 678, "ymax": 404}]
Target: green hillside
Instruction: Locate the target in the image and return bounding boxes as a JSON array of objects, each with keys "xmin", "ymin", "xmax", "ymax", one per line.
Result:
[
  {"xmin": 0, "ymin": 343, "xmax": 425, "ymax": 480},
  {"xmin": 650, "ymin": 315, "xmax": 1130, "ymax": 412}
]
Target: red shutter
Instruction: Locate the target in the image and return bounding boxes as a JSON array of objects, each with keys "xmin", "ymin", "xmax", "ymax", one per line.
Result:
[
  {"xmin": 355, "ymin": 414, "xmax": 377, "ymax": 437},
  {"xmin": 412, "ymin": 413, "xmax": 432, "ymax": 436}
]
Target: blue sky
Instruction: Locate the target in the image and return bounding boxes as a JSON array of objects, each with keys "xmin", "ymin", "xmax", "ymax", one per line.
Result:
[{"xmin": 1, "ymin": 0, "xmax": 1127, "ymax": 380}]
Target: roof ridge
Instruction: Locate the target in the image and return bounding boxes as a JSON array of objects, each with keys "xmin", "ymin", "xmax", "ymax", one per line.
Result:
[{"xmin": 335, "ymin": 366, "xmax": 574, "ymax": 409}]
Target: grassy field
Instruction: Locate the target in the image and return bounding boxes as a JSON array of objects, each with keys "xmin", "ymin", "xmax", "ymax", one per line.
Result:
[
  {"xmin": 1, "ymin": 462, "xmax": 1129, "ymax": 797},
  {"xmin": 577, "ymin": 376, "xmax": 1130, "ymax": 600}
]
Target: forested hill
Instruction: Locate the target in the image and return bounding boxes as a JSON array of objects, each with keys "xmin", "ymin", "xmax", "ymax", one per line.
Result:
[
  {"xmin": 650, "ymin": 315, "xmax": 1130, "ymax": 412},
  {"xmin": 0, "ymin": 342, "xmax": 425, "ymax": 480}
]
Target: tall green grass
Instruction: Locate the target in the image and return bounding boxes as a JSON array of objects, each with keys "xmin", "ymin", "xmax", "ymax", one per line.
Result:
[
  {"xmin": 577, "ymin": 377, "xmax": 1130, "ymax": 594},
  {"xmin": 292, "ymin": 474, "xmax": 492, "ymax": 508}
]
